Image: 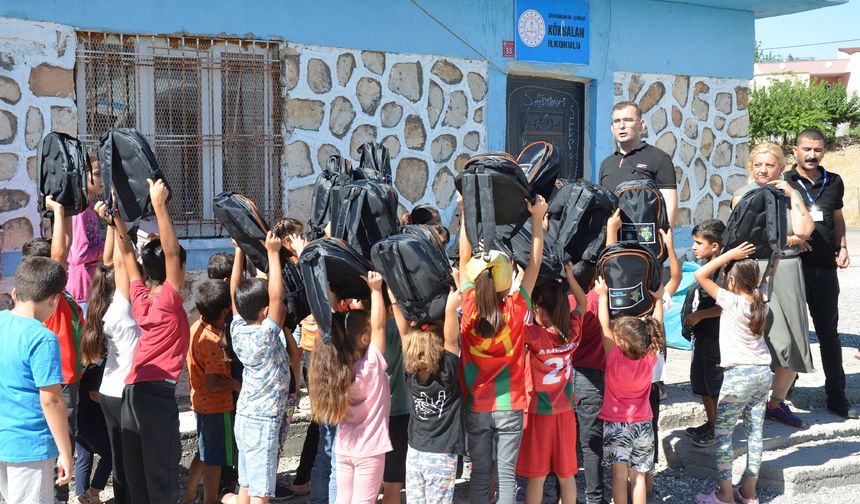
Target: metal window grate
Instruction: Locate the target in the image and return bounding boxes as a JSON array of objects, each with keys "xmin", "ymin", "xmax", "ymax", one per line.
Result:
[{"xmin": 76, "ymin": 32, "xmax": 284, "ymax": 237}]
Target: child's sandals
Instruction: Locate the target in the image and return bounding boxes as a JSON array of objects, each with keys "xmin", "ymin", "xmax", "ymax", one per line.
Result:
[
  {"xmin": 693, "ymin": 490, "xmax": 733, "ymax": 504},
  {"xmin": 733, "ymin": 485, "xmax": 760, "ymax": 504}
]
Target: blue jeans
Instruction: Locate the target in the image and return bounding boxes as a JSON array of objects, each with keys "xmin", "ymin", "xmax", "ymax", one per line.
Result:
[
  {"xmin": 74, "ymin": 437, "xmax": 112, "ymax": 494},
  {"xmin": 235, "ymin": 414, "xmax": 281, "ymax": 498},
  {"xmin": 465, "ymin": 410, "xmax": 524, "ymax": 504},
  {"xmin": 309, "ymin": 423, "xmax": 337, "ymax": 504}
]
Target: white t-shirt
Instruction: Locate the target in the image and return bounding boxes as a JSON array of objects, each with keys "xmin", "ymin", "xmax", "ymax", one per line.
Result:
[
  {"xmin": 99, "ymin": 291, "xmax": 142, "ymax": 398},
  {"xmin": 716, "ymin": 288, "xmax": 772, "ymax": 367}
]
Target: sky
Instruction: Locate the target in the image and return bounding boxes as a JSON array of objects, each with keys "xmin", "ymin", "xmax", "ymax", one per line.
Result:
[{"xmin": 755, "ymin": 0, "xmax": 860, "ymax": 60}]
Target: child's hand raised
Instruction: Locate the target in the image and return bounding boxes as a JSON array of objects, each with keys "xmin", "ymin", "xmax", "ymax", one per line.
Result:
[
  {"xmin": 594, "ymin": 277, "xmax": 608, "ymax": 297},
  {"xmin": 527, "ymin": 195, "xmax": 548, "ymax": 218},
  {"xmin": 45, "ymin": 195, "xmax": 64, "ymax": 215},
  {"xmin": 363, "ymin": 271, "xmax": 384, "ymax": 291},
  {"xmin": 607, "ymin": 209, "xmax": 622, "ymax": 235},
  {"xmin": 94, "ymin": 200, "xmax": 111, "ymax": 223},
  {"xmin": 659, "ymin": 227, "xmax": 674, "ymax": 247},
  {"xmin": 264, "ymin": 231, "xmax": 281, "ymax": 253},
  {"xmin": 726, "ymin": 242, "xmax": 756, "ymax": 261},
  {"xmin": 147, "ymin": 178, "xmax": 170, "ymax": 207},
  {"xmin": 287, "ymin": 233, "xmax": 306, "ymax": 257}
]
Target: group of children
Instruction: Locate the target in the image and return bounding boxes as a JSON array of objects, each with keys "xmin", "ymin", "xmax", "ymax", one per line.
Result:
[{"xmin": 0, "ymin": 154, "xmax": 778, "ymax": 504}]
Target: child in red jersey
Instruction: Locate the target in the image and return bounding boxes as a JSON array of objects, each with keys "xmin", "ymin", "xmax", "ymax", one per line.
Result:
[
  {"xmin": 457, "ymin": 194, "xmax": 548, "ymax": 504},
  {"xmin": 516, "ymin": 262, "xmax": 587, "ymax": 504}
]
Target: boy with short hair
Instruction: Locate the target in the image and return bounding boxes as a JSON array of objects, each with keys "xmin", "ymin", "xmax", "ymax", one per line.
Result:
[
  {"xmin": 0, "ymin": 257, "xmax": 73, "ymax": 503},
  {"xmin": 684, "ymin": 219, "xmax": 726, "ymax": 447},
  {"xmin": 227, "ymin": 233, "xmax": 290, "ymax": 502},
  {"xmin": 182, "ymin": 280, "xmax": 240, "ymax": 504},
  {"xmin": 113, "ymin": 178, "xmax": 189, "ymax": 502}
]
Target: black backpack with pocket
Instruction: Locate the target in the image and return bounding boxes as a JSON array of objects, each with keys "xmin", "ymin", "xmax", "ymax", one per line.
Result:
[
  {"xmin": 212, "ymin": 192, "xmax": 310, "ymax": 329},
  {"xmin": 548, "ymin": 178, "xmax": 618, "ymax": 263},
  {"xmin": 615, "ymin": 179, "xmax": 669, "ymax": 264},
  {"xmin": 357, "ymin": 142, "xmax": 392, "ymax": 183},
  {"xmin": 722, "ymin": 184, "xmax": 788, "ymax": 287},
  {"xmin": 497, "ymin": 218, "xmax": 564, "ymax": 285},
  {"xmin": 371, "ymin": 225, "xmax": 454, "ymax": 323},
  {"xmin": 37, "ymin": 132, "xmax": 90, "ymax": 218},
  {"xmin": 298, "ymin": 238, "xmax": 375, "ymax": 340},
  {"xmin": 306, "ymin": 154, "xmax": 354, "ymax": 241},
  {"xmin": 516, "ymin": 141, "xmax": 560, "ymax": 200},
  {"xmin": 99, "ymin": 128, "xmax": 169, "ymax": 222},
  {"xmin": 330, "ymin": 173, "xmax": 399, "ymax": 260},
  {"xmin": 454, "ymin": 153, "xmax": 535, "ymax": 259},
  {"xmin": 597, "ymin": 241, "xmax": 662, "ymax": 319}
]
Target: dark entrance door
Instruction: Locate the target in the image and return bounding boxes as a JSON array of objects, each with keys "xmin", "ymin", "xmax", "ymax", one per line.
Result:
[{"xmin": 506, "ymin": 76, "xmax": 585, "ymax": 180}]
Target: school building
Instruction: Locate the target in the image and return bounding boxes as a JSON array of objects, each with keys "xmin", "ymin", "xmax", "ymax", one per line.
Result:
[{"xmin": 0, "ymin": 0, "xmax": 845, "ymax": 275}]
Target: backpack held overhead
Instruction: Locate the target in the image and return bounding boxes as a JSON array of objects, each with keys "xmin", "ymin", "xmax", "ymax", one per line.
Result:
[
  {"xmin": 496, "ymin": 218, "xmax": 564, "ymax": 286},
  {"xmin": 356, "ymin": 141, "xmax": 392, "ymax": 182},
  {"xmin": 306, "ymin": 154, "xmax": 353, "ymax": 241},
  {"xmin": 98, "ymin": 128, "xmax": 170, "ymax": 222},
  {"xmin": 330, "ymin": 172, "xmax": 399, "ymax": 260},
  {"xmin": 516, "ymin": 140, "xmax": 560, "ymax": 200},
  {"xmin": 298, "ymin": 238, "xmax": 376, "ymax": 341},
  {"xmin": 454, "ymin": 153, "xmax": 535, "ymax": 259},
  {"xmin": 722, "ymin": 184, "xmax": 788, "ymax": 290},
  {"xmin": 597, "ymin": 241, "xmax": 662, "ymax": 319},
  {"xmin": 37, "ymin": 132, "xmax": 90, "ymax": 218},
  {"xmin": 547, "ymin": 178, "xmax": 618, "ymax": 263},
  {"xmin": 371, "ymin": 225, "xmax": 454, "ymax": 324},
  {"xmin": 614, "ymin": 179, "xmax": 669, "ymax": 264}
]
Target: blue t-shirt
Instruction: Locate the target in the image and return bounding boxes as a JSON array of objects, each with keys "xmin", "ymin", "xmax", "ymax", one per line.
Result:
[{"xmin": 0, "ymin": 310, "xmax": 63, "ymax": 462}]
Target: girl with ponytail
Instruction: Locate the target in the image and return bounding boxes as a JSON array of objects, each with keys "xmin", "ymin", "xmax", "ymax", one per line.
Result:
[
  {"xmin": 514, "ymin": 262, "xmax": 587, "ymax": 504},
  {"xmin": 693, "ymin": 242, "xmax": 773, "ymax": 504}
]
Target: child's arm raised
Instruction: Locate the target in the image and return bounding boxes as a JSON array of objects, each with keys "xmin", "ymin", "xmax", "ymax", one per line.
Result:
[
  {"xmin": 564, "ymin": 261, "xmax": 587, "ymax": 314},
  {"xmin": 606, "ymin": 209, "xmax": 621, "ymax": 247},
  {"xmin": 457, "ymin": 194, "xmax": 471, "ymax": 281},
  {"xmin": 365, "ymin": 271, "xmax": 386, "ymax": 355},
  {"xmin": 98, "ymin": 201, "xmax": 115, "ymax": 266},
  {"xmin": 521, "ymin": 195, "xmax": 548, "ymax": 299},
  {"xmin": 40, "ymin": 384, "xmax": 72, "ymax": 485},
  {"xmin": 693, "ymin": 241, "xmax": 756, "ymax": 300},
  {"xmin": 45, "ymin": 196, "xmax": 72, "ymax": 270},
  {"xmin": 112, "ymin": 213, "xmax": 143, "ymax": 287},
  {"xmin": 594, "ymin": 277, "xmax": 616, "ymax": 355},
  {"xmin": 148, "ymin": 178, "xmax": 184, "ymax": 290},
  {"xmin": 386, "ymin": 287, "xmax": 412, "ymax": 355},
  {"xmin": 230, "ymin": 243, "xmax": 244, "ymax": 316},
  {"xmin": 661, "ymin": 228, "xmax": 682, "ymax": 298},
  {"xmin": 443, "ymin": 288, "xmax": 462, "ymax": 355},
  {"xmin": 264, "ymin": 232, "xmax": 287, "ymax": 327}
]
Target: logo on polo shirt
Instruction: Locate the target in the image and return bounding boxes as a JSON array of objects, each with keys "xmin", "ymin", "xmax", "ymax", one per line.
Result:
[
  {"xmin": 636, "ymin": 163, "xmax": 648, "ymax": 169},
  {"xmin": 518, "ymin": 10, "xmax": 545, "ymax": 48}
]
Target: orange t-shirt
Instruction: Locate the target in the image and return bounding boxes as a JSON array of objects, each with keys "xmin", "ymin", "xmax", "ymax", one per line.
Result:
[
  {"xmin": 187, "ymin": 320, "xmax": 234, "ymax": 414},
  {"xmin": 44, "ymin": 293, "xmax": 84, "ymax": 385}
]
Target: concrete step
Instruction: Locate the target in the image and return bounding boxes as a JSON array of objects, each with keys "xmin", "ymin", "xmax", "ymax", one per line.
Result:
[{"xmin": 662, "ymin": 404, "xmax": 860, "ymax": 498}]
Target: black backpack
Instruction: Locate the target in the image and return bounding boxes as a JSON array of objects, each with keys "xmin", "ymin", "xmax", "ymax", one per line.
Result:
[
  {"xmin": 37, "ymin": 132, "xmax": 89, "ymax": 218},
  {"xmin": 722, "ymin": 184, "xmax": 788, "ymax": 287},
  {"xmin": 548, "ymin": 178, "xmax": 618, "ymax": 263},
  {"xmin": 298, "ymin": 238, "xmax": 375, "ymax": 341},
  {"xmin": 212, "ymin": 192, "xmax": 310, "ymax": 329},
  {"xmin": 454, "ymin": 153, "xmax": 535, "ymax": 259},
  {"xmin": 330, "ymin": 176, "xmax": 399, "ymax": 260},
  {"xmin": 597, "ymin": 241, "xmax": 662, "ymax": 318},
  {"xmin": 371, "ymin": 225, "xmax": 454, "ymax": 323},
  {"xmin": 615, "ymin": 179, "xmax": 669, "ymax": 264},
  {"xmin": 516, "ymin": 140, "xmax": 560, "ymax": 200},
  {"xmin": 99, "ymin": 128, "xmax": 169, "ymax": 222},
  {"xmin": 357, "ymin": 142, "xmax": 392, "ymax": 183},
  {"xmin": 306, "ymin": 155, "xmax": 354, "ymax": 241},
  {"xmin": 497, "ymin": 218, "xmax": 564, "ymax": 285}
]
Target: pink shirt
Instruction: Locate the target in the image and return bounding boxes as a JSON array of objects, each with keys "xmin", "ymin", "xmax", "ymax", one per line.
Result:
[
  {"xmin": 66, "ymin": 206, "xmax": 105, "ymax": 303},
  {"xmin": 337, "ymin": 344, "xmax": 392, "ymax": 458},
  {"xmin": 716, "ymin": 288, "xmax": 772, "ymax": 368},
  {"xmin": 599, "ymin": 346, "xmax": 656, "ymax": 423},
  {"xmin": 126, "ymin": 280, "xmax": 190, "ymax": 384}
]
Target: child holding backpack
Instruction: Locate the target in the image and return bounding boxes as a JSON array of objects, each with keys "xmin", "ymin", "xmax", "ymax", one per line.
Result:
[
  {"xmin": 693, "ymin": 242, "xmax": 772, "ymax": 504},
  {"xmin": 515, "ymin": 263, "xmax": 587, "ymax": 504},
  {"xmin": 594, "ymin": 277, "xmax": 664, "ymax": 504},
  {"xmin": 308, "ymin": 272, "xmax": 390, "ymax": 504},
  {"xmin": 458, "ymin": 194, "xmax": 548, "ymax": 504}
]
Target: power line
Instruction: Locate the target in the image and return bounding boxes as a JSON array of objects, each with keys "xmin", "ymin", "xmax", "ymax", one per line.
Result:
[{"xmin": 761, "ymin": 37, "xmax": 860, "ymax": 51}]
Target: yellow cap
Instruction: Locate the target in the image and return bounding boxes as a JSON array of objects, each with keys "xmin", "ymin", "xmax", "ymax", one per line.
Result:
[{"xmin": 465, "ymin": 250, "xmax": 513, "ymax": 293}]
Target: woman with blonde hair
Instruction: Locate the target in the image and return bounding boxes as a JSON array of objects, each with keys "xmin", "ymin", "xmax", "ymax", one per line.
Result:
[{"xmin": 730, "ymin": 142, "xmax": 814, "ymax": 429}]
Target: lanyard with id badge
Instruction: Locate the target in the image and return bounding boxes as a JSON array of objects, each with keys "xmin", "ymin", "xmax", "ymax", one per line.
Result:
[{"xmin": 796, "ymin": 170, "xmax": 827, "ymax": 222}]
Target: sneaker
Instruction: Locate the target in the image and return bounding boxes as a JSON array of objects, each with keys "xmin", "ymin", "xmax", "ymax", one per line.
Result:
[
  {"xmin": 685, "ymin": 422, "xmax": 711, "ymax": 437},
  {"xmin": 691, "ymin": 429, "xmax": 715, "ymax": 447},
  {"xmin": 827, "ymin": 397, "xmax": 859, "ymax": 419},
  {"xmin": 765, "ymin": 402, "xmax": 805, "ymax": 428}
]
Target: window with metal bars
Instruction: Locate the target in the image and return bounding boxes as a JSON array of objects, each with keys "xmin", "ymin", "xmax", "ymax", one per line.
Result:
[{"xmin": 75, "ymin": 33, "xmax": 284, "ymax": 237}]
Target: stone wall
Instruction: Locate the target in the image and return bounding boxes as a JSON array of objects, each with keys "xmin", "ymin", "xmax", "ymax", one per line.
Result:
[
  {"xmin": 281, "ymin": 43, "xmax": 488, "ymax": 225},
  {"xmin": 613, "ymin": 72, "xmax": 750, "ymax": 225},
  {"xmin": 0, "ymin": 17, "xmax": 77, "ymax": 253}
]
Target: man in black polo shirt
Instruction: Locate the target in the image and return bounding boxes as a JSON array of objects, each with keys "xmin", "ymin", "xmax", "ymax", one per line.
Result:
[
  {"xmin": 599, "ymin": 101, "xmax": 678, "ymax": 224},
  {"xmin": 786, "ymin": 128, "xmax": 857, "ymax": 419}
]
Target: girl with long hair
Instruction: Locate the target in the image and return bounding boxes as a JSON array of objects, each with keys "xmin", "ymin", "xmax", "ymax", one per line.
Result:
[{"xmin": 693, "ymin": 243, "xmax": 773, "ymax": 504}]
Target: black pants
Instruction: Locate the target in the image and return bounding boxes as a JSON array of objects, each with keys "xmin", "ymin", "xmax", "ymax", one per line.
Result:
[
  {"xmin": 294, "ymin": 419, "xmax": 320, "ymax": 485},
  {"xmin": 802, "ymin": 264, "xmax": 846, "ymax": 401},
  {"xmin": 54, "ymin": 382, "xmax": 78, "ymax": 503},
  {"xmin": 650, "ymin": 383, "xmax": 661, "ymax": 466},
  {"xmin": 574, "ymin": 368, "xmax": 606, "ymax": 504},
  {"xmin": 101, "ymin": 394, "xmax": 128, "ymax": 504},
  {"xmin": 121, "ymin": 382, "xmax": 180, "ymax": 504}
]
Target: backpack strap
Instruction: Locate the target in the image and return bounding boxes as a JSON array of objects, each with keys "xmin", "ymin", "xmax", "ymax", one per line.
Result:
[
  {"xmin": 476, "ymin": 172, "xmax": 496, "ymax": 261},
  {"xmin": 333, "ymin": 185, "xmax": 367, "ymax": 247},
  {"xmin": 759, "ymin": 189, "xmax": 782, "ymax": 299}
]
